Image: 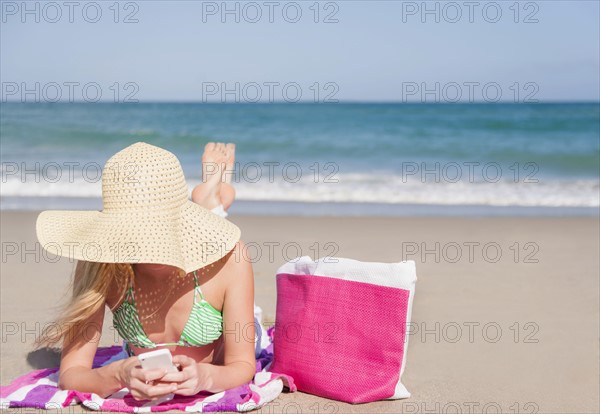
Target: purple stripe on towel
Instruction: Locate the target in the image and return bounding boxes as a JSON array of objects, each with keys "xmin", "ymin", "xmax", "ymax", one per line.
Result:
[
  {"xmin": 216, "ymin": 384, "xmax": 251, "ymax": 411},
  {"xmin": 0, "ymin": 368, "xmax": 56, "ymax": 398},
  {"xmin": 1, "ymin": 333, "xmax": 295, "ymax": 412},
  {"xmin": 24, "ymin": 385, "xmax": 65, "ymax": 408},
  {"xmin": 92, "ymin": 346, "xmax": 125, "ymax": 368}
]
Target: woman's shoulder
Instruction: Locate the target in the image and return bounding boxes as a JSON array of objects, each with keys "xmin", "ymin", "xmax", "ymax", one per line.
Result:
[
  {"xmin": 222, "ymin": 240, "xmax": 252, "ymax": 272},
  {"xmin": 207, "ymin": 240, "xmax": 253, "ymax": 286}
]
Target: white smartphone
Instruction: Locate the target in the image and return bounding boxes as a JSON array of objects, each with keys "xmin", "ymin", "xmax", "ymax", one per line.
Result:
[{"xmin": 137, "ymin": 349, "xmax": 178, "ymax": 373}]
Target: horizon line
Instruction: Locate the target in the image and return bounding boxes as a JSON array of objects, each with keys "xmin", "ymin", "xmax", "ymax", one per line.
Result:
[{"xmin": 3, "ymin": 100, "xmax": 600, "ymax": 105}]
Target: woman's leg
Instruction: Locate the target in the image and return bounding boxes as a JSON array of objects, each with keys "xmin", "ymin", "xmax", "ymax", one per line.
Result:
[
  {"xmin": 220, "ymin": 143, "xmax": 236, "ymax": 210},
  {"xmin": 191, "ymin": 142, "xmax": 236, "ymax": 212},
  {"xmin": 196, "ymin": 144, "xmax": 270, "ymax": 361}
]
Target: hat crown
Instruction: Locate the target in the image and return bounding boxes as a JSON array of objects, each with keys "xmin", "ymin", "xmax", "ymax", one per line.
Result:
[
  {"xmin": 101, "ymin": 142, "xmax": 188, "ymax": 212},
  {"xmin": 37, "ymin": 141, "xmax": 241, "ymax": 273}
]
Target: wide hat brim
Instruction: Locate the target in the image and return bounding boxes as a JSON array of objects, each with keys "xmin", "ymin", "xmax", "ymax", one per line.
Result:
[{"xmin": 36, "ymin": 200, "xmax": 241, "ymax": 274}]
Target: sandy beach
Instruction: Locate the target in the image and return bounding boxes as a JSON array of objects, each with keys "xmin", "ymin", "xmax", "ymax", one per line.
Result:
[
  {"xmin": 3, "ymin": 0, "xmax": 599, "ymax": 411},
  {"xmin": 1, "ymin": 211, "xmax": 599, "ymax": 413}
]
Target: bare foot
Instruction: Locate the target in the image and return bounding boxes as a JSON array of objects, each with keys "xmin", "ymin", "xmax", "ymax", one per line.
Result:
[
  {"xmin": 221, "ymin": 143, "xmax": 236, "ymax": 209},
  {"xmin": 191, "ymin": 142, "xmax": 237, "ymax": 211},
  {"xmin": 191, "ymin": 142, "xmax": 226, "ymax": 210},
  {"xmin": 223, "ymin": 143, "xmax": 235, "ymax": 184}
]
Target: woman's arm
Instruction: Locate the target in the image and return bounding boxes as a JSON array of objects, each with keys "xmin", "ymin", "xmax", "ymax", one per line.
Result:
[
  {"xmin": 58, "ymin": 264, "xmax": 176, "ymax": 400},
  {"xmin": 58, "ymin": 302, "xmax": 127, "ymax": 396},
  {"xmin": 166, "ymin": 241, "xmax": 257, "ymax": 394},
  {"xmin": 203, "ymin": 240, "xmax": 257, "ymax": 391}
]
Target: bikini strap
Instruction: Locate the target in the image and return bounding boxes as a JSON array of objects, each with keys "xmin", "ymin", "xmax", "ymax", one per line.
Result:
[
  {"xmin": 192, "ymin": 270, "xmax": 205, "ymax": 302},
  {"xmin": 125, "ymin": 281, "xmax": 135, "ymax": 303},
  {"xmin": 125, "ymin": 269, "xmax": 136, "ymax": 303}
]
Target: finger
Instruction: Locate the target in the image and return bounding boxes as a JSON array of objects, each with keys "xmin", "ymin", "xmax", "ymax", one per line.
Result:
[
  {"xmin": 131, "ymin": 377, "xmax": 173, "ymax": 396},
  {"xmin": 146, "ymin": 383, "xmax": 178, "ymax": 398},
  {"xmin": 131, "ymin": 367, "xmax": 152, "ymax": 383},
  {"xmin": 160, "ymin": 368, "xmax": 190, "ymax": 383},
  {"xmin": 129, "ymin": 379, "xmax": 153, "ymax": 400},
  {"xmin": 131, "ymin": 390, "xmax": 147, "ymax": 401},
  {"xmin": 137, "ymin": 367, "xmax": 167, "ymax": 383},
  {"xmin": 154, "ymin": 380, "xmax": 180, "ymax": 387},
  {"xmin": 173, "ymin": 381, "xmax": 195, "ymax": 396},
  {"xmin": 172, "ymin": 355, "xmax": 194, "ymax": 367}
]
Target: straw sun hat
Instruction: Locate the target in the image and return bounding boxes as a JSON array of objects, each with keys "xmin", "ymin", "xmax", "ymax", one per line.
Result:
[{"xmin": 36, "ymin": 142, "xmax": 241, "ymax": 273}]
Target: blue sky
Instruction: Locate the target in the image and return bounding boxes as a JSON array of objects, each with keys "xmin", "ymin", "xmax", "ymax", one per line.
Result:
[{"xmin": 1, "ymin": 0, "xmax": 599, "ymax": 102}]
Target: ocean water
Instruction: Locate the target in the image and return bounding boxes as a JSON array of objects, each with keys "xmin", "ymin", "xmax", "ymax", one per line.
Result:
[{"xmin": 1, "ymin": 103, "xmax": 598, "ymax": 216}]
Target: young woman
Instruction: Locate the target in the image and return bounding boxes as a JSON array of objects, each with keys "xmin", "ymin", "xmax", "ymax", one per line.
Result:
[{"xmin": 35, "ymin": 142, "xmax": 257, "ymax": 401}]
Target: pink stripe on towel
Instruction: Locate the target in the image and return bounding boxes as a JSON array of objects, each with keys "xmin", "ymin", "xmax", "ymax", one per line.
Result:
[{"xmin": 0, "ymin": 368, "xmax": 56, "ymax": 399}]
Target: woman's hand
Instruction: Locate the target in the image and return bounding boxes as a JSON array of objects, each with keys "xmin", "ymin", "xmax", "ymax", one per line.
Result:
[
  {"xmin": 161, "ymin": 355, "xmax": 213, "ymax": 396},
  {"xmin": 118, "ymin": 356, "xmax": 177, "ymax": 401}
]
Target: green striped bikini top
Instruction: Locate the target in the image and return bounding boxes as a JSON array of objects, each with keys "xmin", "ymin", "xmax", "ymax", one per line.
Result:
[{"xmin": 112, "ymin": 270, "xmax": 223, "ymax": 349}]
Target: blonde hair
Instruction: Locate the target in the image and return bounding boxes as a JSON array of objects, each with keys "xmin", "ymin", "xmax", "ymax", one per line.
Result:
[
  {"xmin": 35, "ymin": 261, "xmax": 134, "ymax": 349},
  {"xmin": 33, "ymin": 260, "xmax": 186, "ymax": 349}
]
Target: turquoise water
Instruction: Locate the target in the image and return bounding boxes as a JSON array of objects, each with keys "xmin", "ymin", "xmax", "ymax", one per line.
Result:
[{"xmin": 1, "ymin": 103, "xmax": 599, "ymax": 213}]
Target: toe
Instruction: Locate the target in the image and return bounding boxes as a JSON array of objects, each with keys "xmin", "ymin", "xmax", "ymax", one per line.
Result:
[{"xmin": 225, "ymin": 143, "xmax": 235, "ymax": 155}]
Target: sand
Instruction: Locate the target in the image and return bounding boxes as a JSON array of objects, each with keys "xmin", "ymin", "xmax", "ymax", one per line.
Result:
[{"xmin": 1, "ymin": 211, "xmax": 599, "ymax": 413}]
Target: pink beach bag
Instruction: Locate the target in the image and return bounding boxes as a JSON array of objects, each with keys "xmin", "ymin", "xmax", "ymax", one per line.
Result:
[{"xmin": 269, "ymin": 256, "xmax": 417, "ymax": 403}]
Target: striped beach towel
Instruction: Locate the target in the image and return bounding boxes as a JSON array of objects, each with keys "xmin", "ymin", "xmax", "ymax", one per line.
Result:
[{"xmin": 0, "ymin": 327, "xmax": 296, "ymax": 412}]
